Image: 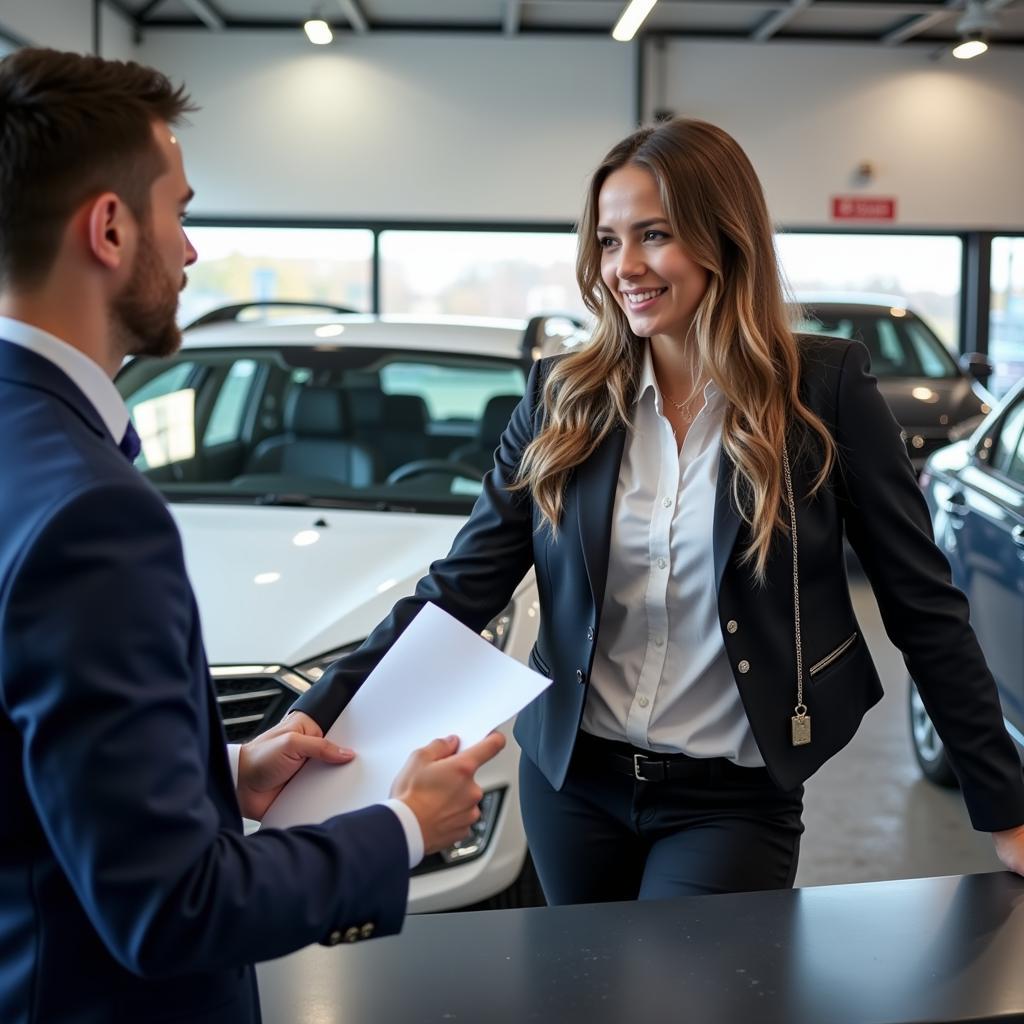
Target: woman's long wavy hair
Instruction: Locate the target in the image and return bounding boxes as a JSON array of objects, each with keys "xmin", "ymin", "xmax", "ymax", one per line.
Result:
[{"xmin": 515, "ymin": 118, "xmax": 835, "ymax": 582}]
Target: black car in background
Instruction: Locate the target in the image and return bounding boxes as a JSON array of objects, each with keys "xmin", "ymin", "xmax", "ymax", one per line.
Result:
[{"xmin": 795, "ymin": 300, "xmax": 994, "ymax": 472}]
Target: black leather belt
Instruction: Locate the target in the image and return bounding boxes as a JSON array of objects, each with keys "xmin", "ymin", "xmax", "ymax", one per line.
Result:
[{"xmin": 576, "ymin": 733, "xmax": 703, "ymax": 782}]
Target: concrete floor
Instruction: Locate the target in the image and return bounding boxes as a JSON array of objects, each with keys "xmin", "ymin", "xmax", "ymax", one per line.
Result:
[{"xmin": 794, "ymin": 564, "xmax": 1003, "ymax": 887}]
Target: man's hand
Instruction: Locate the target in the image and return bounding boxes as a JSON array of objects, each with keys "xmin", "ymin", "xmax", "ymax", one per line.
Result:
[
  {"xmin": 237, "ymin": 712, "xmax": 353, "ymax": 821},
  {"xmin": 993, "ymin": 825, "xmax": 1024, "ymax": 875},
  {"xmin": 390, "ymin": 732, "xmax": 507, "ymax": 855}
]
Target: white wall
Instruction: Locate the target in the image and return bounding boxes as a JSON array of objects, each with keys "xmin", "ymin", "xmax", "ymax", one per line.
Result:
[
  {"xmin": 137, "ymin": 31, "xmax": 633, "ymax": 222},
  {"xmin": 653, "ymin": 40, "xmax": 1024, "ymax": 231},
  {"xmin": 129, "ymin": 29, "xmax": 1024, "ymax": 230},
  {"xmin": 0, "ymin": 0, "xmax": 135, "ymax": 59}
]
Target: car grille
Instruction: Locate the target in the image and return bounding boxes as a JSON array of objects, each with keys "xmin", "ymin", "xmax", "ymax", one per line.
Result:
[{"xmin": 210, "ymin": 666, "xmax": 310, "ymax": 743}]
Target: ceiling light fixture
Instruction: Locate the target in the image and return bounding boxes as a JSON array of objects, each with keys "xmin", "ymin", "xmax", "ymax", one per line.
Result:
[
  {"xmin": 304, "ymin": 16, "xmax": 333, "ymax": 45},
  {"xmin": 952, "ymin": 0, "xmax": 994, "ymax": 60},
  {"xmin": 612, "ymin": 0, "xmax": 658, "ymax": 42}
]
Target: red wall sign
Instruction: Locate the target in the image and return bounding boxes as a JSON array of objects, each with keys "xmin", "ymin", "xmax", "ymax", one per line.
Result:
[{"xmin": 831, "ymin": 196, "xmax": 897, "ymax": 221}]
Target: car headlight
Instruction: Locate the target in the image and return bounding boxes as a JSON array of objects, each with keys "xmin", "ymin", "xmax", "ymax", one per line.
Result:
[
  {"xmin": 297, "ymin": 604, "xmax": 517, "ymax": 682},
  {"xmin": 412, "ymin": 788, "xmax": 505, "ymax": 876},
  {"xmin": 480, "ymin": 602, "xmax": 515, "ymax": 652}
]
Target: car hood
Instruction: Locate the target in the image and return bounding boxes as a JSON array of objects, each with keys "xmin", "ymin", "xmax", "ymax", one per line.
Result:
[
  {"xmin": 876, "ymin": 376, "xmax": 983, "ymax": 429},
  {"xmin": 169, "ymin": 503, "xmax": 464, "ymax": 666}
]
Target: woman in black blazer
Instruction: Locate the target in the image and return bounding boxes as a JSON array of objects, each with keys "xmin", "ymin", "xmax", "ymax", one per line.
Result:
[{"xmin": 292, "ymin": 118, "xmax": 1024, "ymax": 902}]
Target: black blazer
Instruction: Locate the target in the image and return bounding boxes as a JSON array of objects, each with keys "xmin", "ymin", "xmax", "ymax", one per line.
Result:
[{"xmin": 295, "ymin": 336, "xmax": 1024, "ymax": 833}]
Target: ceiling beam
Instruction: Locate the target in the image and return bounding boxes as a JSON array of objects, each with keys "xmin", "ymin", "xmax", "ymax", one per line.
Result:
[
  {"xmin": 881, "ymin": 8, "xmax": 955, "ymax": 45},
  {"xmin": 751, "ymin": 0, "xmax": 813, "ymax": 42},
  {"xmin": 504, "ymin": 0, "xmax": 522, "ymax": 36},
  {"xmin": 336, "ymin": 0, "xmax": 369, "ymax": 33},
  {"xmin": 135, "ymin": 0, "xmax": 169, "ymax": 20},
  {"xmin": 180, "ymin": 0, "xmax": 224, "ymax": 31}
]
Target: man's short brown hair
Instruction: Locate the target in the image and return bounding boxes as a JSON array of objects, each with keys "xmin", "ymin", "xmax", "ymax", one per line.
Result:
[{"xmin": 0, "ymin": 48, "xmax": 195, "ymax": 289}]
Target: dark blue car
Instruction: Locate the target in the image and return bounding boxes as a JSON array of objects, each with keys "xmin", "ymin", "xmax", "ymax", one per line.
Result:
[{"xmin": 910, "ymin": 378, "xmax": 1024, "ymax": 785}]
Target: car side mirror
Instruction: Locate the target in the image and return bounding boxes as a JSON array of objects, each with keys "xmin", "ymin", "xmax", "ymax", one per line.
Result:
[{"xmin": 959, "ymin": 352, "xmax": 993, "ymax": 383}]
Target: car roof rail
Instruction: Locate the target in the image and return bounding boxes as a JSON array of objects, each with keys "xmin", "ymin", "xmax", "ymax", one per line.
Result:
[
  {"xmin": 521, "ymin": 313, "xmax": 588, "ymax": 364},
  {"xmin": 186, "ymin": 300, "xmax": 360, "ymax": 329}
]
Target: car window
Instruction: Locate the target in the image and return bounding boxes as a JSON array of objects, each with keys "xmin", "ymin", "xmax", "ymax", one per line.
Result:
[
  {"xmin": 116, "ymin": 344, "xmax": 527, "ymax": 515},
  {"xmin": 203, "ymin": 359, "xmax": 259, "ymax": 447},
  {"xmin": 380, "ymin": 361, "xmax": 526, "ymax": 423},
  {"xmin": 796, "ymin": 308, "xmax": 958, "ymax": 380},
  {"xmin": 991, "ymin": 399, "xmax": 1024, "ymax": 477},
  {"xmin": 905, "ymin": 320, "xmax": 954, "ymax": 379}
]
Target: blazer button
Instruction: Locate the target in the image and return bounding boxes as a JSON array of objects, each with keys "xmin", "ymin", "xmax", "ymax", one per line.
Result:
[
  {"xmin": 326, "ymin": 929, "xmax": 343, "ymax": 946},
  {"xmin": 344, "ymin": 926, "xmax": 360, "ymax": 943},
  {"xmin": 586, "ymin": 626, "xmax": 595, "ymax": 642},
  {"xmin": 726, "ymin": 619, "xmax": 738, "ymax": 634},
  {"xmin": 576, "ymin": 669, "xmax": 585, "ymax": 683},
  {"xmin": 738, "ymin": 660, "xmax": 750, "ymax": 674},
  {"xmin": 360, "ymin": 922, "xmax": 375, "ymax": 940}
]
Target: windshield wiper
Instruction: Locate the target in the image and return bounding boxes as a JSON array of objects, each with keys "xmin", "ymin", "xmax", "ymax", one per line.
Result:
[{"xmin": 254, "ymin": 493, "xmax": 419, "ymax": 513}]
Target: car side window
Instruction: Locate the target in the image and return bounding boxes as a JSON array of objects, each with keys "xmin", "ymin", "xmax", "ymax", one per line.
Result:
[
  {"xmin": 905, "ymin": 321, "xmax": 952, "ymax": 379},
  {"xmin": 203, "ymin": 359, "xmax": 259, "ymax": 447},
  {"xmin": 990, "ymin": 399, "xmax": 1024, "ymax": 476}
]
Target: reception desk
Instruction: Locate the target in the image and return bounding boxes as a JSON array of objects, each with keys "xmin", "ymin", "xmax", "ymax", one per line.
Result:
[{"xmin": 257, "ymin": 871, "xmax": 1024, "ymax": 1023}]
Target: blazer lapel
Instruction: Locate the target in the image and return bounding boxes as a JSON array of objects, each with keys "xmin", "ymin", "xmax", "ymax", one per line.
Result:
[
  {"xmin": 713, "ymin": 447, "xmax": 743, "ymax": 594},
  {"xmin": 575, "ymin": 425, "xmax": 627, "ymax": 611},
  {"xmin": 0, "ymin": 339, "xmax": 110, "ymax": 442}
]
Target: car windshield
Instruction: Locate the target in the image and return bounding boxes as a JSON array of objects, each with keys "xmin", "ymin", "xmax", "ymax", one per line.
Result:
[
  {"xmin": 115, "ymin": 343, "xmax": 527, "ymax": 514},
  {"xmin": 793, "ymin": 307, "xmax": 959, "ymax": 380}
]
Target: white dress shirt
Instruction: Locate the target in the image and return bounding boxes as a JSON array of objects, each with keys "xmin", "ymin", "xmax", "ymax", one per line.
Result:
[
  {"xmin": 0, "ymin": 316, "xmax": 424, "ymax": 865},
  {"xmin": 582, "ymin": 341, "xmax": 764, "ymax": 766}
]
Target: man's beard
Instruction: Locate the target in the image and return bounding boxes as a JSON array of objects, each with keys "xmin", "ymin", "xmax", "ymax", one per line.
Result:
[{"xmin": 111, "ymin": 227, "xmax": 184, "ymax": 360}]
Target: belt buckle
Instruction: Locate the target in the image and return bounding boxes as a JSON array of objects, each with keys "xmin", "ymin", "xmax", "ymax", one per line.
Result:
[{"xmin": 633, "ymin": 753, "xmax": 649, "ymax": 781}]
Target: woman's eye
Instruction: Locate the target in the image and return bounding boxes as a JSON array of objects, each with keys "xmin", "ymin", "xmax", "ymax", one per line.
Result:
[
  {"xmin": 644, "ymin": 230, "xmax": 668, "ymax": 241},
  {"xmin": 597, "ymin": 236, "xmax": 617, "ymax": 249}
]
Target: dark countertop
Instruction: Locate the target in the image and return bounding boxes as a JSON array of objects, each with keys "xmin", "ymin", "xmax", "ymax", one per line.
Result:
[{"xmin": 256, "ymin": 871, "xmax": 1024, "ymax": 1024}]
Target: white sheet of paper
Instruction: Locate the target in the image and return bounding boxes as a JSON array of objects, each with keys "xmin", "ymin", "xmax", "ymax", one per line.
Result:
[{"xmin": 261, "ymin": 602, "xmax": 551, "ymax": 830}]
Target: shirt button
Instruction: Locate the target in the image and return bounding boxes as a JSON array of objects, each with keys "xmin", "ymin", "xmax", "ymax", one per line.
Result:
[
  {"xmin": 726, "ymin": 620, "xmax": 738, "ymax": 634},
  {"xmin": 738, "ymin": 660, "xmax": 750, "ymax": 674},
  {"xmin": 662, "ymin": 497, "xmax": 672, "ymax": 508},
  {"xmin": 576, "ymin": 668, "xmax": 584, "ymax": 683},
  {"xmin": 586, "ymin": 626, "xmax": 594, "ymax": 641},
  {"xmin": 657, "ymin": 557, "xmax": 667, "ymax": 569},
  {"xmin": 638, "ymin": 696, "xmax": 650, "ymax": 708},
  {"xmin": 653, "ymin": 636, "xmax": 664, "ymax": 647}
]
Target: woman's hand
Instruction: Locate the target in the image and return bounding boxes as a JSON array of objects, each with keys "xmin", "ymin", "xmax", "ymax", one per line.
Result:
[
  {"xmin": 236, "ymin": 711, "xmax": 352, "ymax": 821},
  {"xmin": 992, "ymin": 825, "xmax": 1024, "ymax": 875}
]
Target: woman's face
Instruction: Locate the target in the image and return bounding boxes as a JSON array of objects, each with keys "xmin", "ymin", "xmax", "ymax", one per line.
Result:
[{"xmin": 597, "ymin": 163, "xmax": 710, "ymax": 345}]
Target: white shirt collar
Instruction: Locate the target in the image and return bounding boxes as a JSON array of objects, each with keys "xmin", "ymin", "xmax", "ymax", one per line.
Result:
[
  {"xmin": 635, "ymin": 340, "xmax": 720, "ymax": 413},
  {"xmin": 0, "ymin": 316, "xmax": 129, "ymax": 442}
]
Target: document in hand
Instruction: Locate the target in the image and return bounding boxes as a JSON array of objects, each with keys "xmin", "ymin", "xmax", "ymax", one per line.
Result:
[{"xmin": 261, "ymin": 602, "xmax": 552, "ymax": 830}]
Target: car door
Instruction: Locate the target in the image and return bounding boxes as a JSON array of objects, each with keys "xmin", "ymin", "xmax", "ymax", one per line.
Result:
[{"xmin": 953, "ymin": 395, "xmax": 1024, "ymax": 735}]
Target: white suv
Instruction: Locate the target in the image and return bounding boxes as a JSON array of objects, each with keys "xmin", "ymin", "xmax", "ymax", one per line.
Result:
[{"xmin": 115, "ymin": 303, "xmax": 570, "ymax": 912}]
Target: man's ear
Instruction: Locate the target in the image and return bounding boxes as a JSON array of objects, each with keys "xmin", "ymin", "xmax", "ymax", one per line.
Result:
[{"xmin": 84, "ymin": 192, "xmax": 135, "ymax": 272}]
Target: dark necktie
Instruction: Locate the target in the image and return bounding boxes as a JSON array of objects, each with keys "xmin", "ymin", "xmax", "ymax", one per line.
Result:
[{"xmin": 118, "ymin": 421, "xmax": 141, "ymax": 463}]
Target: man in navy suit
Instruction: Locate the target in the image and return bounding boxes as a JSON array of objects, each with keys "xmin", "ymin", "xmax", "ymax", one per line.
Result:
[{"xmin": 0, "ymin": 48, "xmax": 504, "ymax": 1024}]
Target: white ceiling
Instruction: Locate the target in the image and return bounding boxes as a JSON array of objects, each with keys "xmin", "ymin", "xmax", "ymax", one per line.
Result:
[{"xmin": 113, "ymin": 0, "xmax": 1024, "ymax": 47}]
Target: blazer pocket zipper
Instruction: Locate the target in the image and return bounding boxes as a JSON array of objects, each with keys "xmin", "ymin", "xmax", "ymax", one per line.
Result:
[{"xmin": 808, "ymin": 632, "xmax": 858, "ymax": 678}]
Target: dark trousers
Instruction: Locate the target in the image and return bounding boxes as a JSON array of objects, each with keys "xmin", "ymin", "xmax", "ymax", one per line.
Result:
[{"xmin": 519, "ymin": 731, "xmax": 804, "ymax": 905}]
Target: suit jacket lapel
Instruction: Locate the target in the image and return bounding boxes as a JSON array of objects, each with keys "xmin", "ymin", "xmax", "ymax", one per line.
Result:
[
  {"xmin": 713, "ymin": 447, "xmax": 743, "ymax": 594},
  {"xmin": 575, "ymin": 425, "xmax": 627, "ymax": 611},
  {"xmin": 0, "ymin": 339, "xmax": 110, "ymax": 442}
]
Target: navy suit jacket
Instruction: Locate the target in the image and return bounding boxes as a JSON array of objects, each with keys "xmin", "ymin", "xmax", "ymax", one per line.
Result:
[
  {"xmin": 0, "ymin": 340, "xmax": 409, "ymax": 1024},
  {"xmin": 294, "ymin": 336, "xmax": 1024, "ymax": 834}
]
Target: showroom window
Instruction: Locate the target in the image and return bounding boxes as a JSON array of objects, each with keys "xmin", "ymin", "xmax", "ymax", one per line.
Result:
[
  {"xmin": 379, "ymin": 230, "xmax": 585, "ymax": 320},
  {"xmin": 989, "ymin": 236, "xmax": 1024, "ymax": 397},
  {"xmin": 179, "ymin": 226, "xmax": 374, "ymax": 327},
  {"xmin": 775, "ymin": 233, "xmax": 963, "ymax": 354}
]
